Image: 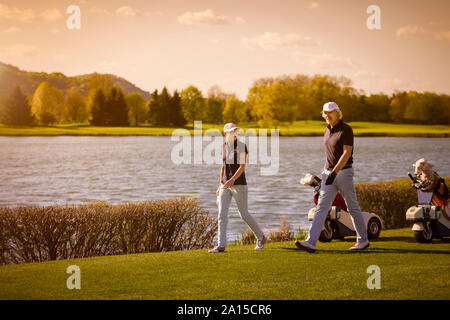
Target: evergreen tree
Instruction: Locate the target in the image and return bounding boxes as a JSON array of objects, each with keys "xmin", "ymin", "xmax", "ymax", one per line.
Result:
[
  {"xmin": 2, "ymin": 86, "xmax": 34, "ymax": 125},
  {"xmin": 169, "ymin": 90, "xmax": 187, "ymax": 126},
  {"xmin": 107, "ymin": 86, "xmax": 129, "ymax": 126},
  {"xmin": 89, "ymin": 88, "xmax": 107, "ymax": 126},
  {"xmin": 159, "ymin": 87, "xmax": 171, "ymax": 125},
  {"xmin": 147, "ymin": 89, "xmax": 161, "ymax": 125}
]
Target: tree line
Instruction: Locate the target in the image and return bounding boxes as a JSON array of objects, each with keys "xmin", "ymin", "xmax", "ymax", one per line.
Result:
[
  {"xmin": 0, "ymin": 73, "xmax": 449, "ymax": 126},
  {"xmin": 247, "ymin": 74, "xmax": 450, "ymax": 126}
]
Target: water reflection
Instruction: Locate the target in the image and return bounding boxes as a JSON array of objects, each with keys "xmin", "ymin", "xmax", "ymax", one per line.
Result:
[{"xmin": 0, "ymin": 136, "xmax": 448, "ymax": 240}]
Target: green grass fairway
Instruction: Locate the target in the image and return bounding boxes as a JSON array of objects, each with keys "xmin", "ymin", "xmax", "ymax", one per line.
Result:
[
  {"xmin": 275, "ymin": 121, "xmax": 450, "ymax": 137},
  {"xmin": 0, "ymin": 121, "xmax": 449, "ymax": 137},
  {"xmin": 1, "ymin": 228, "xmax": 449, "ymax": 300}
]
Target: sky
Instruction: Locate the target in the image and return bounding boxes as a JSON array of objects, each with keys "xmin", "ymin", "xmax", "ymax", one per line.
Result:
[{"xmin": 0, "ymin": 0, "xmax": 449, "ymax": 99}]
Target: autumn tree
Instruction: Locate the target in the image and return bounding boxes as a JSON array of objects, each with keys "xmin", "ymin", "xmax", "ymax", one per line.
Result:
[
  {"xmin": 223, "ymin": 96, "xmax": 248, "ymax": 123},
  {"xmin": 62, "ymin": 87, "xmax": 88, "ymax": 124},
  {"xmin": 181, "ymin": 85, "xmax": 205, "ymax": 123},
  {"xmin": 31, "ymin": 81, "xmax": 64, "ymax": 124},
  {"xmin": 126, "ymin": 92, "xmax": 147, "ymax": 126}
]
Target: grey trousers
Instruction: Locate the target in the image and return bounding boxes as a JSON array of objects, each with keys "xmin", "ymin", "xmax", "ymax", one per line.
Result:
[
  {"xmin": 217, "ymin": 184, "xmax": 264, "ymax": 247},
  {"xmin": 305, "ymin": 168, "xmax": 368, "ymax": 247}
]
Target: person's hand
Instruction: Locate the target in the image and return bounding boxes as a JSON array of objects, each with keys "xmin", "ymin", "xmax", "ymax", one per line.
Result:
[
  {"xmin": 216, "ymin": 185, "xmax": 222, "ymax": 195},
  {"xmin": 223, "ymin": 178, "xmax": 235, "ymax": 188},
  {"xmin": 325, "ymin": 171, "xmax": 337, "ymax": 185}
]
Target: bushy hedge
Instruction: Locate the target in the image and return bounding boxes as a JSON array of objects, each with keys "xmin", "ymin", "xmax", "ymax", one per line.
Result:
[
  {"xmin": 0, "ymin": 197, "xmax": 217, "ymax": 265},
  {"xmin": 355, "ymin": 177, "xmax": 449, "ymax": 229}
]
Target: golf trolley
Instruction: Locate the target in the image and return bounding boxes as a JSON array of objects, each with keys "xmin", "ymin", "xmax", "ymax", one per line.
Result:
[
  {"xmin": 406, "ymin": 172, "xmax": 450, "ymax": 243},
  {"xmin": 300, "ymin": 173, "xmax": 383, "ymax": 242}
]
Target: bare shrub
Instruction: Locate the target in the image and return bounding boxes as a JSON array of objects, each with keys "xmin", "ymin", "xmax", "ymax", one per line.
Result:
[{"xmin": 0, "ymin": 197, "xmax": 217, "ymax": 265}]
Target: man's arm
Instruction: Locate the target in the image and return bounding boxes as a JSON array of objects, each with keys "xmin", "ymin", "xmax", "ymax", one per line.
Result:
[
  {"xmin": 325, "ymin": 145, "xmax": 352, "ymax": 185},
  {"xmin": 332, "ymin": 145, "xmax": 352, "ymax": 174}
]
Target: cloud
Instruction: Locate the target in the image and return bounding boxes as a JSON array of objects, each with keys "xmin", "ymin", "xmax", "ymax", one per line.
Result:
[
  {"xmin": 178, "ymin": 9, "xmax": 245, "ymax": 25},
  {"xmin": 291, "ymin": 52, "xmax": 357, "ymax": 69},
  {"xmin": 396, "ymin": 25, "xmax": 425, "ymax": 37},
  {"xmin": 309, "ymin": 2, "xmax": 320, "ymax": 9},
  {"xmin": 115, "ymin": 6, "xmax": 158, "ymax": 18},
  {"xmin": 0, "ymin": 4, "xmax": 64, "ymax": 23},
  {"xmin": 116, "ymin": 6, "xmax": 139, "ymax": 18},
  {"xmin": 242, "ymin": 32, "xmax": 319, "ymax": 50},
  {"xmin": 351, "ymin": 71, "xmax": 434, "ymax": 95},
  {"xmin": 1, "ymin": 44, "xmax": 39, "ymax": 58},
  {"xmin": 433, "ymin": 30, "xmax": 450, "ymax": 42},
  {"xmin": 2, "ymin": 26, "xmax": 22, "ymax": 33},
  {"xmin": 98, "ymin": 60, "xmax": 118, "ymax": 68},
  {"xmin": 90, "ymin": 7, "xmax": 111, "ymax": 15},
  {"xmin": 234, "ymin": 17, "xmax": 246, "ymax": 24},
  {"xmin": 396, "ymin": 24, "xmax": 450, "ymax": 43},
  {"xmin": 375, "ymin": 77, "xmax": 422, "ymax": 93},
  {"xmin": 0, "ymin": 4, "xmax": 36, "ymax": 22},
  {"xmin": 40, "ymin": 8, "xmax": 64, "ymax": 21}
]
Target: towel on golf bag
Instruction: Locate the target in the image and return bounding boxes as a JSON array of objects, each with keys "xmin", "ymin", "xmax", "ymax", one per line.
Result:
[
  {"xmin": 313, "ymin": 191, "xmax": 348, "ymax": 212},
  {"xmin": 432, "ymin": 177, "xmax": 450, "ymax": 220}
]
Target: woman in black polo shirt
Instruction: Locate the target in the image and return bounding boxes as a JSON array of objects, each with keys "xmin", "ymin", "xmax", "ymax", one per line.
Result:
[{"xmin": 209, "ymin": 123, "xmax": 266, "ymax": 253}]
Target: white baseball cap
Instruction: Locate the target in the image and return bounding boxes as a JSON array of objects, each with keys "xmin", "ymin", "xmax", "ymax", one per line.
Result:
[
  {"xmin": 322, "ymin": 102, "xmax": 340, "ymax": 112},
  {"xmin": 223, "ymin": 122, "xmax": 239, "ymax": 133}
]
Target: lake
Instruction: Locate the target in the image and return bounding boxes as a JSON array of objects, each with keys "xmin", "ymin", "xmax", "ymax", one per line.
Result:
[{"xmin": 0, "ymin": 136, "xmax": 448, "ymax": 241}]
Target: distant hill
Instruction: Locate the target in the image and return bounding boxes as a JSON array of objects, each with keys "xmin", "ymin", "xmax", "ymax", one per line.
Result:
[{"xmin": 0, "ymin": 61, "xmax": 151, "ymax": 100}]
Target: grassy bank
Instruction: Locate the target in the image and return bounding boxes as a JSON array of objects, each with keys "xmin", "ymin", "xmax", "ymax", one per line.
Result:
[
  {"xmin": 0, "ymin": 121, "xmax": 449, "ymax": 137},
  {"xmin": 0, "ymin": 228, "xmax": 449, "ymax": 300}
]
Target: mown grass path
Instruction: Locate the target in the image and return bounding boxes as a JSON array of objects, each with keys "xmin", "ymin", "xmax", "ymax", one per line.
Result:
[{"xmin": 1, "ymin": 228, "xmax": 449, "ymax": 300}]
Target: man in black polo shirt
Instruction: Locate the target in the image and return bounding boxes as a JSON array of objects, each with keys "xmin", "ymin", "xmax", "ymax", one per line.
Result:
[{"xmin": 295, "ymin": 102, "xmax": 369, "ymax": 252}]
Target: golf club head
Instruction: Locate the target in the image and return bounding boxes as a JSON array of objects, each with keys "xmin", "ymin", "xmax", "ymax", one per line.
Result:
[{"xmin": 300, "ymin": 173, "xmax": 321, "ymax": 187}]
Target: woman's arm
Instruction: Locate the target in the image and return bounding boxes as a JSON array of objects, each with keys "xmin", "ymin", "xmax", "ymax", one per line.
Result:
[
  {"xmin": 224, "ymin": 152, "xmax": 247, "ymax": 188},
  {"xmin": 216, "ymin": 163, "xmax": 225, "ymax": 195},
  {"xmin": 231, "ymin": 152, "xmax": 247, "ymax": 181},
  {"xmin": 219, "ymin": 163, "xmax": 224, "ymax": 184}
]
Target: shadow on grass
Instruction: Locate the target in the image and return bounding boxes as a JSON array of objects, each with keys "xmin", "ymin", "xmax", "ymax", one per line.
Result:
[
  {"xmin": 281, "ymin": 247, "xmax": 450, "ymax": 255},
  {"xmin": 318, "ymin": 236, "xmax": 414, "ymax": 243},
  {"xmin": 366, "ymin": 236, "xmax": 418, "ymax": 243},
  {"xmin": 337, "ymin": 236, "xmax": 450, "ymax": 244}
]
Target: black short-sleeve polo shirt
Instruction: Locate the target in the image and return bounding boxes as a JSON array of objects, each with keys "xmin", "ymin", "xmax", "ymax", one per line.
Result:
[
  {"xmin": 222, "ymin": 139, "xmax": 248, "ymax": 185},
  {"xmin": 323, "ymin": 120, "xmax": 354, "ymax": 169}
]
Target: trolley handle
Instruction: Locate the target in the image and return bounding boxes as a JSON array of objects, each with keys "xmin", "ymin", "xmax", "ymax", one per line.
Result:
[{"xmin": 408, "ymin": 172, "xmax": 417, "ymax": 182}]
